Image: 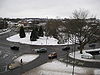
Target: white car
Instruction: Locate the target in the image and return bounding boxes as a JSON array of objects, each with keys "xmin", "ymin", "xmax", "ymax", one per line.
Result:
[
  {"xmin": 81, "ymin": 53, "xmax": 93, "ymax": 59},
  {"xmin": 8, "ymin": 62, "xmax": 21, "ymax": 70}
]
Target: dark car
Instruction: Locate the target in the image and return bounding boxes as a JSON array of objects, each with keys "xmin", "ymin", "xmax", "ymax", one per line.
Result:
[
  {"xmin": 48, "ymin": 52, "xmax": 57, "ymax": 59},
  {"xmin": 89, "ymin": 44, "xmax": 96, "ymax": 47},
  {"xmin": 35, "ymin": 48, "xmax": 47, "ymax": 53},
  {"xmin": 10, "ymin": 46, "xmax": 19, "ymax": 50},
  {"xmin": 62, "ymin": 46, "xmax": 70, "ymax": 51},
  {"xmin": 89, "ymin": 43, "xmax": 96, "ymax": 48}
]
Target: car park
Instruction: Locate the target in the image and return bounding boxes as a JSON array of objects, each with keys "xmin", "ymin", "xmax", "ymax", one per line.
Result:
[
  {"xmin": 35, "ymin": 48, "xmax": 47, "ymax": 53},
  {"xmin": 62, "ymin": 46, "xmax": 70, "ymax": 51},
  {"xmin": 48, "ymin": 52, "xmax": 57, "ymax": 59},
  {"xmin": 10, "ymin": 46, "xmax": 19, "ymax": 50}
]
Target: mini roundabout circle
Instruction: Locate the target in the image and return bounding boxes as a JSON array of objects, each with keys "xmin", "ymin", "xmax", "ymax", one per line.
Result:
[{"xmin": 6, "ymin": 33, "xmax": 100, "ymax": 70}]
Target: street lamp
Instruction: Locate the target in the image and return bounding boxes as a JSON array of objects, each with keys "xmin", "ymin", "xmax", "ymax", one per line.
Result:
[
  {"xmin": 72, "ymin": 34, "xmax": 76, "ymax": 75},
  {"xmin": 66, "ymin": 33, "xmax": 70, "ymax": 66}
]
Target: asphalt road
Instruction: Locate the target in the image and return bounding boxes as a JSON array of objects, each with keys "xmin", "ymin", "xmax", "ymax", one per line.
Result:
[
  {"xmin": 0, "ymin": 30, "xmax": 100, "ymax": 75},
  {"xmin": 0, "ymin": 30, "xmax": 67, "ymax": 75}
]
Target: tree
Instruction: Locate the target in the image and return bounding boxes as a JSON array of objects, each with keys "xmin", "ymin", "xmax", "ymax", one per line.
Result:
[
  {"xmin": 65, "ymin": 9, "xmax": 99, "ymax": 54},
  {"xmin": 19, "ymin": 26, "xmax": 26, "ymax": 38},
  {"xmin": 0, "ymin": 19, "xmax": 8, "ymax": 29},
  {"xmin": 45, "ymin": 19, "xmax": 63, "ymax": 38},
  {"xmin": 45, "ymin": 19, "xmax": 58, "ymax": 37},
  {"xmin": 30, "ymin": 28, "xmax": 38, "ymax": 41},
  {"xmin": 35, "ymin": 26, "xmax": 39, "ymax": 39},
  {"xmin": 38, "ymin": 26, "xmax": 44, "ymax": 37}
]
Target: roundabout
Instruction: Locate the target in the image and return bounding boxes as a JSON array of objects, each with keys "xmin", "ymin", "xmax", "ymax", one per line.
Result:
[{"xmin": 0, "ymin": 30, "xmax": 100, "ymax": 75}]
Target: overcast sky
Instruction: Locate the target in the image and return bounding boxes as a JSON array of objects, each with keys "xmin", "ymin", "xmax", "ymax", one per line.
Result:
[{"xmin": 0, "ymin": 0, "xmax": 100, "ymax": 18}]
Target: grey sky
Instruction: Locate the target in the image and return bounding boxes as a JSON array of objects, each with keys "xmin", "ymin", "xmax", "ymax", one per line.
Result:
[{"xmin": 0, "ymin": 0, "xmax": 100, "ymax": 18}]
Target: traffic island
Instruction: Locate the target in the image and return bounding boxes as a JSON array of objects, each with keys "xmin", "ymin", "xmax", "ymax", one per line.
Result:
[
  {"xmin": 67, "ymin": 50, "xmax": 100, "ymax": 68},
  {"xmin": 8, "ymin": 54, "xmax": 39, "ymax": 70}
]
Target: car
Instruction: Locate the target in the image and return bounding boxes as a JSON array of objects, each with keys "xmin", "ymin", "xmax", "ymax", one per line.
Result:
[
  {"xmin": 10, "ymin": 46, "xmax": 19, "ymax": 50},
  {"xmin": 81, "ymin": 53, "xmax": 93, "ymax": 59},
  {"xmin": 62, "ymin": 46, "xmax": 70, "ymax": 51},
  {"xmin": 48, "ymin": 52, "xmax": 57, "ymax": 59},
  {"xmin": 89, "ymin": 43, "xmax": 96, "ymax": 48},
  {"xmin": 8, "ymin": 62, "xmax": 21, "ymax": 70},
  {"xmin": 35, "ymin": 48, "xmax": 47, "ymax": 53}
]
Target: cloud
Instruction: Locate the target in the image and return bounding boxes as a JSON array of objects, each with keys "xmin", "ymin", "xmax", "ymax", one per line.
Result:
[{"xmin": 0, "ymin": 0, "xmax": 100, "ymax": 18}]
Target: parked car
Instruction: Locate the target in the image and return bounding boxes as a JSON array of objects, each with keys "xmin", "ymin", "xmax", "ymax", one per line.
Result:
[
  {"xmin": 81, "ymin": 53, "xmax": 93, "ymax": 59},
  {"xmin": 48, "ymin": 52, "xmax": 57, "ymax": 59},
  {"xmin": 35, "ymin": 48, "xmax": 47, "ymax": 53},
  {"xmin": 10, "ymin": 46, "xmax": 19, "ymax": 50},
  {"xmin": 89, "ymin": 43, "xmax": 96, "ymax": 48},
  {"xmin": 62, "ymin": 46, "xmax": 70, "ymax": 51},
  {"xmin": 8, "ymin": 62, "xmax": 21, "ymax": 70}
]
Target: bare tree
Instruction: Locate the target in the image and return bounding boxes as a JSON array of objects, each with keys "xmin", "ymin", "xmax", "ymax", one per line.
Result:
[
  {"xmin": 65, "ymin": 9, "xmax": 99, "ymax": 54},
  {"xmin": 72, "ymin": 9, "xmax": 88, "ymax": 19}
]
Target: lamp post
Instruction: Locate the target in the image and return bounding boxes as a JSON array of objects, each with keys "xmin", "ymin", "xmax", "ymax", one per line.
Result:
[
  {"xmin": 66, "ymin": 33, "xmax": 70, "ymax": 66},
  {"xmin": 72, "ymin": 34, "xmax": 76, "ymax": 75},
  {"xmin": 46, "ymin": 37, "xmax": 47, "ymax": 45}
]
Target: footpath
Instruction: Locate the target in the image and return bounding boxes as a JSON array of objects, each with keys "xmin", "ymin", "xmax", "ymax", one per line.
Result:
[{"xmin": 0, "ymin": 28, "xmax": 11, "ymax": 35}]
